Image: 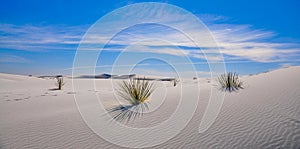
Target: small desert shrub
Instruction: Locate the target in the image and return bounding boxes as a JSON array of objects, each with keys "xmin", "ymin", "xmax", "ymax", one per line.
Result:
[
  {"xmin": 111, "ymin": 78, "xmax": 155, "ymax": 121},
  {"xmin": 173, "ymin": 79, "xmax": 179, "ymax": 87},
  {"xmin": 117, "ymin": 78, "xmax": 154, "ymax": 105},
  {"xmin": 55, "ymin": 76, "xmax": 65, "ymax": 90},
  {"xmin": 217, "ymin": 72, "xmax": 243, "ymax": 92}
]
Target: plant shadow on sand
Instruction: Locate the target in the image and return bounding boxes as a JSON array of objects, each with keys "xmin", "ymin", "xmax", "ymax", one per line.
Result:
[
  {"xmin": 107, "ymin": 103, "xmax": 149, "ymax": 122},
  {"xmin": 48, "ymin": 88, "xmax": 60, "ymax": 91}
]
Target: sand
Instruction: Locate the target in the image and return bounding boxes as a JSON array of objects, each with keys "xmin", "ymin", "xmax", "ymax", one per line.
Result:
[{"xmin": 0, "ymin": 66, "xmax": 299, "ymax": 148}]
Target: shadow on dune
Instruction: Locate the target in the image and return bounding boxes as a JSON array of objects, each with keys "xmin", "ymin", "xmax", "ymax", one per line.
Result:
[
  {"xmin": 48, "ymin": 88, "xmax": 60, "ymax": 91},
  {"xmin": 107, "ymin": 103, "xmax": 149, "ymax": 122}
]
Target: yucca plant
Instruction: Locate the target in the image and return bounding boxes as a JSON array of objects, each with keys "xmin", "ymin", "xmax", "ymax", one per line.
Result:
[
  {"xmin": 110, "ymin": 78, "xmax": 155, "ymax": 121},
  {"xmin": 55, "ymin": 76, "xmax": 65, "ymax": 90},
  {"xmin": 117, "ymin": 78, "xmax": 154, "ymax": 105},
  {"xmin": 217, "ymin": 72, "xmax": 243, "ymax": 92},
  {"xmin": 173, "ymin": 79, "xmax": 179, "ymax": 87}
]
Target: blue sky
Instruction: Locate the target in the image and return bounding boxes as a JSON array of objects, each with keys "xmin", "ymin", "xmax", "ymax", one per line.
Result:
[{"xmin": 1, "ymin": 0, "xmax": 300, "ymax": 77}]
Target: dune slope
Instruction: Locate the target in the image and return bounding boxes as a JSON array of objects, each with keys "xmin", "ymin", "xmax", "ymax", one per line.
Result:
[{"xmin": 0, "ymin": 66, "xmax": 299, "ymax": 148}]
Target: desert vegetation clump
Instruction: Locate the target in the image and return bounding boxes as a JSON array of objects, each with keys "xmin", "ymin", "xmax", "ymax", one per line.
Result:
[
  {"xmin": 117, "ymin": 78, "xmax": 154, "ymax": 105},
  {"xmin": 110, "ymin": 78, "xmax": 155, "ymax": 121},
  {"xmin": 217, "ymin": 72, "xmax": 243, "ymax": 92},
  {"xmin": 173, "ymin": 79, "xmax": 179, "ymax": 87},
  {"xmin": 55, "ymin": 76, "xmax": 65, "ymax": 90}
]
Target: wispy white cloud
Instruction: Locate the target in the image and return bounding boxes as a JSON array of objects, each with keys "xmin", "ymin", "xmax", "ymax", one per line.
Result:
[
  {"xmin": 206, "ymin": 23, "xmax": 300, "ymax": 62},
  {"xmin": 0, "ymin": 54, "xmax": 32, "ymax": 63},
  {"xmin": 0, "ymin": 24, "xmax": 86, "ymax": 51},
  {"xmin": 0, "ymin": 12, "xmax": 299, "ymax": 63}
]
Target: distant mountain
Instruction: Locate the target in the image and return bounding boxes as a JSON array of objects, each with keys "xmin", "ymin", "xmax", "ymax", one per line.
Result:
[
  {"xmin": 74, "ymin": 74, "xmax": 175, "ymax": 81},
  {"xmin": 112, "ymin": 74, "xmax": 136, "ymax": 79},
  {"xmin": 95, "ymin": 74, "xmax": 112, "ymax": 79},
  {"xmin": 37, "ymin": 75, "xmax": 63, "ymax": 79},
  {"xmin": 76, "ymin": 74, "xmax": 136, "ymax": 79}
]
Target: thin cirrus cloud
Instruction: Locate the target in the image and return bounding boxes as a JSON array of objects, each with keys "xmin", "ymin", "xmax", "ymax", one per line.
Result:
[
  {"xmin": 0, "ymin": 23, "xmax": 86, "ymax": 51},
  {"xmin": 208, "ymin": 23, "xmax": 300, "ymax": 62},
  {"xmin": 0, "ymin": 14, "xmax": 299, "ymax": 63},
  {"xmin": 0, "ymin": 54, "xmax": 32, "ymax": 63}
]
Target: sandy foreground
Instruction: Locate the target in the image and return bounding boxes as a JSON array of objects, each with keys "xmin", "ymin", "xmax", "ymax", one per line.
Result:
[{"xmin": 0, "ymin": 66, "xmax": 300, "ymax": 148}]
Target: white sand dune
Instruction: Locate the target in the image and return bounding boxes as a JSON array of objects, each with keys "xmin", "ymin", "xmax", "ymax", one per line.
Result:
[{"xmin": 0, "ymin": 66, "xmax": 300, "ymax": 148}]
